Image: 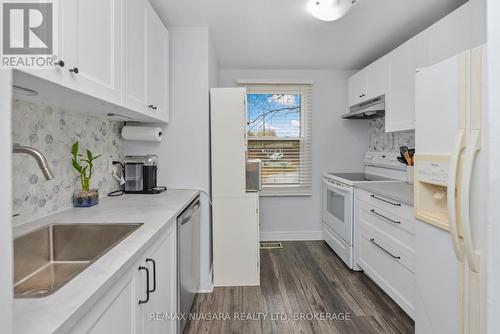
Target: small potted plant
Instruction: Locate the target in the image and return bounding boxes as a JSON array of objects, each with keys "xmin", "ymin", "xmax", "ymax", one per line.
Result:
[{"xmin": 71, "ymin": 141, "xmax": 101, "ymax": 207}]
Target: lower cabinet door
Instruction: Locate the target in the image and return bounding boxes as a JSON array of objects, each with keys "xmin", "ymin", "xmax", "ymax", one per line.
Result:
[
  {"xmin": 357, "ymin": 225, "xmax": 415, "ymax": 318},
  {"xmin": 70, "ymin": 268, "xmax": 143, "ymax": 334},
  {"xmin": 140, "ymin": 224, "xmax": 177, "ymax": 334},
  {"xmin": 71, "ymin": 224, "xmax": 177, "ymax": 334},
  {"xmin": 213, "ymin": 195, "xmax": 260, "ymax": 287}
]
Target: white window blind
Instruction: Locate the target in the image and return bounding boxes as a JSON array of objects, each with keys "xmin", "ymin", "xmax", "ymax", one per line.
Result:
[{"xmin": 240, "ymin": 82, "xmax": 312, "ymax": 196}]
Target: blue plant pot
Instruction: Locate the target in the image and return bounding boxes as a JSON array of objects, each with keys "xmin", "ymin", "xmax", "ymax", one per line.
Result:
[{"xmin": 73, "ymin": 189, "xmax": 99, "ymax": 207}]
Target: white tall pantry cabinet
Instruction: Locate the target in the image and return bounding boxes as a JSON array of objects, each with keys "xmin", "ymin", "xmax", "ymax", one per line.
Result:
[{"xmin": 210, "ymin": 88, "xmax": 260, "ymax": 287}]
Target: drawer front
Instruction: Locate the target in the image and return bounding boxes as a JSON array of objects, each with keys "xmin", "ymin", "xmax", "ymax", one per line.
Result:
[
  {"xmin": 357, "ymin": 188, "xmax": 415, "ymax": 222},
  {"xmin": 357, "ymin": 225, "xmax": 415, "ymax": 318},
  {"xmin": 323, "ymin": 223, "xmax": 353, "ymax": 269},
  {"xmin": 359, "ymin": 218, "xmax": 415, "ymax": 270},
  {"xmin": 357, "ymin": 199, "xmax": 415, "ymax": 251}
]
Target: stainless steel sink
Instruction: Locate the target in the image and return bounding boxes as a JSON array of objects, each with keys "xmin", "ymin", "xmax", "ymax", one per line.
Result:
[{"xmin": 14, "ymin": 223, "xmax": 143, "ymax": 298}]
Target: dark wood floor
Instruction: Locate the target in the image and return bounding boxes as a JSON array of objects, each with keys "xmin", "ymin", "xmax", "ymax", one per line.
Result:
[{"xmin": 185, "ymin": 241, "xmax": 414, "ymax": 334}]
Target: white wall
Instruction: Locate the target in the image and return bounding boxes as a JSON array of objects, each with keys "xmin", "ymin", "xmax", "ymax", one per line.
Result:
[
  {"xmin": 0, "ymin": 70, "xmax": 13, "ymax": 333},
  {"xmin": 124, "ymin": 27, "xmax": 218, "ymax": 292},
  {"xmin": 219, "ymin": 69, "xmax": 370, "ymax": 240},
  {"xmin": 486, "ymin": 0, "xmax": 500, "ymax": 332}
]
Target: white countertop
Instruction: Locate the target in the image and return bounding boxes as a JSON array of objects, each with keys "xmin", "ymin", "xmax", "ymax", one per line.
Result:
[
  {"xmin": 13, "ymin": 189, "xmax": 199, "ymax": 334},
  {"xmin": 355, "ymin": 182, "xmax": 414, "ymax": 206}
]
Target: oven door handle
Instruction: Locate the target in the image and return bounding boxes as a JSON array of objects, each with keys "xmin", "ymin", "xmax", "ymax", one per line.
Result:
[{"xmin": 323, "ymin": 179, "xmax": 353, "ymax": 193}]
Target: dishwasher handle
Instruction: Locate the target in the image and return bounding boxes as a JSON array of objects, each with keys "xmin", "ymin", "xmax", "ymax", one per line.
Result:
[
  {"xmin": 179, "ymin": 215, "xmax": 192, "ymax": 226},
  {"xmin": 178, "ymin": 198, "xmax": 201, "ymax": 225}
]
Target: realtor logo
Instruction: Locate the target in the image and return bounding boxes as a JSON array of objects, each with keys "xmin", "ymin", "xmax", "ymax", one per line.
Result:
[{"xmin": 1, "ymin": 1, "xmax": 57, "ymax": 68}]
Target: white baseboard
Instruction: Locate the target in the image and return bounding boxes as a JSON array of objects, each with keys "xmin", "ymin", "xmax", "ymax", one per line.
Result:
[{"xmin": 260, "ymin": 231, "xmax": 323, "ymax": 241}]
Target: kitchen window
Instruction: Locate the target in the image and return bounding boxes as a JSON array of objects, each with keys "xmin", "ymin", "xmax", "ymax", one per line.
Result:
[{"xmin": 241, "ymin": 82, "xmax": 312, "ymax": 196}]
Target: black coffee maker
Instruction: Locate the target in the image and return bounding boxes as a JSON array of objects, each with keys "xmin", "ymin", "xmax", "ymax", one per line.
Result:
[{"xmin": 119, "ymin": 155, "xmax": 166, "ymax": 194}]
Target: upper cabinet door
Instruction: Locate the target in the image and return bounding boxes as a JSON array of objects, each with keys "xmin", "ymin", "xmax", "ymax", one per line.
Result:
[
  {"xmin": 64, "ymin": 0, "xmax": 122, "ymax": 104},
  {"xmin": 146, "ymin": 4, "xmax": 169, "ymax": 122},
  {"xmin": 386, "ymin": 39, "xmax": 417, "ymax": 132},
  {"xmin": 428, "ymin": 0, "xmax": 485, "ymax": 65},
  {"xmin": 123, "ymin": 0, "xmax": 149, "ymax": 113},
  {"xmin": 348, "ymin": 71, "xmax": 366, "ymax": 106},
  {"xmin": 21, "ymin": 0, "xmax": 70, "ymax": 85},
  {"xmin": 365, "ymin": 58, "xmax": 389, "ymax": 101},
  {"xmin": 414, "ymin": 32, "xmax": 432, "ymax": 69}
]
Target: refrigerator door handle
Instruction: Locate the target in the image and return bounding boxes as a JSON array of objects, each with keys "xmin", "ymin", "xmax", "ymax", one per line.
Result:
[
  {"xmin": 447, "ymin": 129, "xmax": 465, "ymax": 261},
  {"xmin": 460, "ymin": 129, "xmax": 481, "ymax": 272}
]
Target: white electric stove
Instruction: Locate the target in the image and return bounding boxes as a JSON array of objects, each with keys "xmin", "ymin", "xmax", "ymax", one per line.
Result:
[{"xmin": 322, "ymin": 152, "xmax": 407, "ymax": 270}]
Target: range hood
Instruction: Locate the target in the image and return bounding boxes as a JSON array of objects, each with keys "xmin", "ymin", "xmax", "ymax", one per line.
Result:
[{"xmin": 342, "ymin": 95, "xmax": 385, "ymax": 119}]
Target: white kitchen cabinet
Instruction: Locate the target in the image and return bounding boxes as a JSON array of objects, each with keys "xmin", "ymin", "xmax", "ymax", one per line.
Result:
[
  {"xmin": 22, "ymin": 0, "xmax": 68, "ymax": 86},
  {"xmin": 122, "ymin": 0, "xmax": 169, "ymax": 122},
  {"xmin": 70, "ymin": 223, "xmax": 177, "ymax": 334},
  {"xmin": 123, "ymin": 0, "xmax": 149, "ymax": 115},
  {"xmin": 17, "ymin": 0, "xmax": 170, "ymax": 123},
  {"xmin": 427, "ymin": 0, "xmax": 485, "ymax": 65},
  {"xmin": 365, "ymin": 57, "xmax": 389, "ymax": 101},
  {"xmin": 210, "ymin": 88, "xmax": 247, "ymax": 197},
  {"xmin": 386, "ymin": 39, "xmax": 417, "ymax": 132},
  {"xmin": 355, "ymin": 189, "xmax": 416, "ymax": 318},
  {"xmin": 212, "ymin": 194, "xmax": 260, "ymax": 287},
  {"xmin": 346, "ymin": 0, "xmax": 485, "ymax": 133},
  {"xmin": 348, "ymin": 70, "xmax": 366, "ymax": 106},
  {"xmin": 140, "ymin": 227, "xmax": 177, "ymax": 334},
  {"xmin": 146, "ymin": 3, "xmax": 170, "ymax": 122},
  {"xmin": 348, "ymin": 58, "xmax": 388, "ymax": 106},
  {"xmin": 63, "ymin": 0, "xmax": 122, "ymax": 105},
  {"xmin": 21, "ymin": 0, "xmax": 122, "ymax": 105},
  {"xmin": 210, "ymin": 88, "xmax": 260, "ymax": 287}
]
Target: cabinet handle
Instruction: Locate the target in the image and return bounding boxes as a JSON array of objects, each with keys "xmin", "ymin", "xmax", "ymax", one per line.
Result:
[
  {"xmin": 369, "ymin": 238, "xmax": 401, "ymax": 260},
  {"xmin": 145, "ymin": 258, "xmax": 156, "ymax": 293},
  {"xmin": 138, "ymin": 266, "xmax": 150, "ymax": 304},
  {"xmin": 148, "ymin": 104, "xmax": 158, "ymax": 110},
  {"xmin": 55, "ymin": 60, "xmax": 65, "ymax": 67},
  {"xmin": 370, "ymin": 194, "xmax": 401, "ymax": 206},
  {"xmin": 69, "ymin": 67, "xmax": 79, "ymax": 74},
  {"xmin": 359, "ymin": 94, "xmax": 365, "ymax": 98},
  {"xmin": 369, "ymin": 209, "xmax": 401, "ymax": 224}
]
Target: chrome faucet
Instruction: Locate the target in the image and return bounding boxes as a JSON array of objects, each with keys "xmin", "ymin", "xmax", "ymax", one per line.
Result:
[{"xmin": 13, "ymin": 144, "xmax": 55, "ymax": 180}]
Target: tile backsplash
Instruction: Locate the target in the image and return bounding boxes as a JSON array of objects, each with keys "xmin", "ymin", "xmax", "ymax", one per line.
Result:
[
  {"xmin": 368, "ymin": 117, "xmax": 415, "ymax": 152},
  {"xmin": 12, "ymin": 100, "xmax": 124, "ymax": 223}
]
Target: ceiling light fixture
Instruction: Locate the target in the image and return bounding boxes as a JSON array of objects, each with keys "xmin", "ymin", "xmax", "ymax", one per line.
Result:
[{"xmin": 307, "ymin": 0, "xmax": 356, "ymax": 22}]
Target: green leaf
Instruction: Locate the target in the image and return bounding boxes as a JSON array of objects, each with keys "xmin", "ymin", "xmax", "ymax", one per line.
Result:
[
  {"xmin": 86, "ymin": 149, "xmax": 92, "ymax": 162},
  {"xmin": 71, "ymin": 141, "xmax": 79, "ymax": 157},
  {"xmin": 91, "ymin": 154, "xmax": 102, "ymax": 161},
  {"xmin": 72, "ymin": 159, "xmax": 82, "ymax": 173}
]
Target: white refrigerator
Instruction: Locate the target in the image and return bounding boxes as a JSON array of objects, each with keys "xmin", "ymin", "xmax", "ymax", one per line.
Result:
[{"xmin": 414, "ymin": 46, "xmax": 487, "ymax": 334}]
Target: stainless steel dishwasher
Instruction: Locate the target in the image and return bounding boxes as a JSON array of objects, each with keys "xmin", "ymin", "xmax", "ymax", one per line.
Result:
[{"xmin": 177, "ymin": 196, "xmax": 201, "ymax": 334}]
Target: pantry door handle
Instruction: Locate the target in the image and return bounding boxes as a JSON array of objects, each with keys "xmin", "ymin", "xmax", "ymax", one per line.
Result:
[
  {"xmin": 145, "ymin": 258, "xmax": 156, "ymax": 293},
  {"xmin": 370, "ymin": 209, "xmax": 401, "ymax": 224},
  {"xmin": 369, "ymin": 238, "xmax": 401, "ymax": 260},
  {"xmin": 370, "ymin": 194, "xmax": 401, "ymax": 206},
  {"xmin": 138, "ymin": 266, "xmax": 150, "ymax": 304}
]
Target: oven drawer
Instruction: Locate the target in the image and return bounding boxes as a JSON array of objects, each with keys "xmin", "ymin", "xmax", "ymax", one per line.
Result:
[
  {"xmin": 357, "ymin": 200, "xmax": 415, "ymax": 251},
  {"xmin": 357, "ymin": 224, "xmax": 415, "ymax": 318},
  {"xmin": 357, "ymin": 189, "xmax": 414, "ymax": 222},
  {"xmin": 323, "ymin": 223, "xmax": 353, "ymax": 269}
]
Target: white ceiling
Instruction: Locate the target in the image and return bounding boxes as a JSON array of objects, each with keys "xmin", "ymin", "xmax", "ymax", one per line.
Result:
[{"xmin": 151, "ymin": 0, "xmax": 468, "ymax": 70}]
